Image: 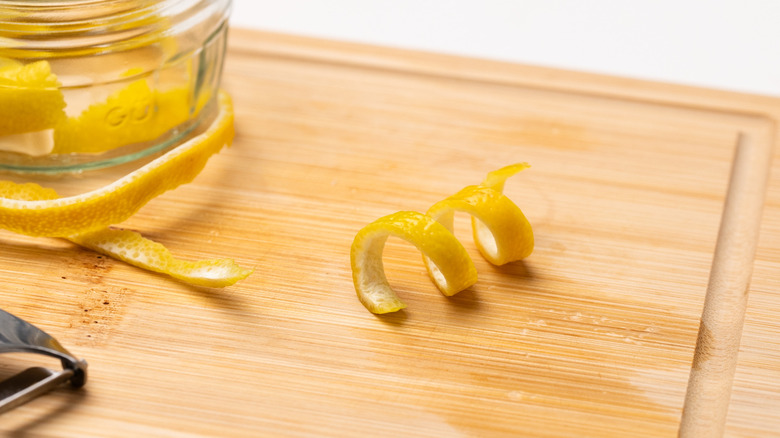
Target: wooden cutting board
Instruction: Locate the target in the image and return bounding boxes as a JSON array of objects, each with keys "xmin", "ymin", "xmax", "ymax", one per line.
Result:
[{"xmin": 0, "ymin": 28, "xmax": 778, "ymax": 437}]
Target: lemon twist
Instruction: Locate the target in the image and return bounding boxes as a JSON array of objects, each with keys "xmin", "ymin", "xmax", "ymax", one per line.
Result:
[
  {"xmin": 427, "ymin": 163, "xmax": 533, "ymax": 266},
  {"xmin": 351, "ymin": 163, "xmax": 533, "ymax": 314},
  {"xmin": 0, "ymin": 91, "xmax": 234, "ymax": 237},
  {"xmin": 351, "ymin": 211, "xmax": 478, "ymax": 314}
]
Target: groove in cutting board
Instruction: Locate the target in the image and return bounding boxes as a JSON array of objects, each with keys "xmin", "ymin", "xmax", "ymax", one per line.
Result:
[{"xmin": 680, "ymin": 127, "xmax": 774, "ymax": 436}]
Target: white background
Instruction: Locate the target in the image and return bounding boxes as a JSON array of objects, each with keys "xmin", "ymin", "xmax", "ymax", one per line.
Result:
[{"xmin": 230, "ymin": 0, "xmax": 780, "ymax": 97}]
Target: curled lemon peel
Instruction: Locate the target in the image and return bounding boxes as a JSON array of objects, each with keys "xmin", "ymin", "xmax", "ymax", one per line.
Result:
[
  {"xmin": 350, "ymin": 211, "xmax": 478, "ymax": 314},
  {"xmin": 0, "ymin": 90, "xmax": 234, "ymax": 237},
  {"xmin": 69, "ymin": 229, "xmax": 253, "ymax": 288},
  {"xmin": 427, "ymin": 163, "xmax": 533, "ymax": 266},
  {"xmin": 351, "ymin": 163, "xmax": 533, "ymax": 314}
]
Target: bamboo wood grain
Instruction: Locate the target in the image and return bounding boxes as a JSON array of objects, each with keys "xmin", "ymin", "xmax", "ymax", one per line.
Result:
[{"xmin": 0, "ymin": 29, "xmax": 778, "ymax": 437}]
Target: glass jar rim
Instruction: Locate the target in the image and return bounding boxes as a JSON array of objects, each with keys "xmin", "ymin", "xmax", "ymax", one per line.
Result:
[{"xmin": 0, "ymin": 0, "xmax": 232, "ymax": 58}]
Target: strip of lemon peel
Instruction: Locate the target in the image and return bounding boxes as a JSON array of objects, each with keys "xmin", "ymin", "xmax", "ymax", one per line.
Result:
[
  {"xmin": 69, "ymin": 229, "xmax": 252, "ymax": 288},
  {"xmin": 0, "ymin": 90, "xmax": 234, "ymax": 237},
  {"xmin": 350, "ymin": 163, "xmax": 533, "ymax": 314},
  {"xmin": 0, "ymin": 91, "xmax": 251, "ymax": 287},
  {"xmin": 350, "ymin": 211, "xmax": 478, "ymax": 314},
  {"xmin": 0, "ymin": 181, "xmax": 251, "ymax": 287},
  {"xmin": 427, "ymin": 163, "xmax": 533, "ymax": 266}
]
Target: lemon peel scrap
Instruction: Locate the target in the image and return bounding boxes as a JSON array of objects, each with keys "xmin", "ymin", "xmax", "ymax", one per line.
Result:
[
  {"xmin": 427, "ymin": 163, "xmax": 533, "ymax": 266},
  {"xmin": 350, "ymin": 211, "xmax": 478, "ymax": 314},
  {"xmin": 0, "ymin": 58, "xmax": 66, "ymax": 136},
  {"xmin": 0, "ymin": 90, "xmax": 234, "ymax": 237},
  {"xmin": 351, "ymin": 163, "xmax": 533, "ymax": 314},
  {"xmin": 69, "ymin": 229, "xmax": 253, "ymax": 288}
]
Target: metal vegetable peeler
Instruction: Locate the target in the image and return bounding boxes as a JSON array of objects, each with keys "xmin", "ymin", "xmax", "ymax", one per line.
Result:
[{"xmin": 0, "ymin": 308, "xmax": 87, "ymax": 414}]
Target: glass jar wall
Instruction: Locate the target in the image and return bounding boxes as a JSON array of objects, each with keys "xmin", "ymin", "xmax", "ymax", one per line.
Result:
[{"xmin": 0, "ymin": 0, "xmax": 232, "ymax": 173}]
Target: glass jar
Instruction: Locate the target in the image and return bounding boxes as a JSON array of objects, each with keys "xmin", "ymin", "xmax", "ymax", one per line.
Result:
[{"xmin": 0, "ymin": 0, "xmax": 232, "ymax": 174}]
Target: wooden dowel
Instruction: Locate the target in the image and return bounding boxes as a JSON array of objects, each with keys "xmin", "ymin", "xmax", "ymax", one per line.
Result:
[{"xmin": 679, "ymin": 130, "xmax": 773, "ymax": 437}]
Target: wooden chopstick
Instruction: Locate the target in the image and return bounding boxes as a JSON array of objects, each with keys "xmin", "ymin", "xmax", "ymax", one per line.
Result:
[{"xmin": 679, "ymin": 129, "xmax": 774, "ymax": 437}]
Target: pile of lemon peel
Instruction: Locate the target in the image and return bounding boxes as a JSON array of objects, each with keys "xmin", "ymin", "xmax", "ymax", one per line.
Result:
[
  {"xmin": 0, "ymin": 89, "xmax": 252, "ymax": 288},
  {"xmin": 350, "ymin": 163, "xmax": 533, "ymax": 314}
]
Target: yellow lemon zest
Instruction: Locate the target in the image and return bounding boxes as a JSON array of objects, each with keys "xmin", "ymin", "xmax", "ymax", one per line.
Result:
[
  {"xmin": 0, "ymin": 57, "xmax": 65, "ymax": 136},
  {"xmin": 427, "ymin": 163, "xmax": 533, "ymax": 266},
  {"xmin": 350, "ymin": 211, "xmax": 478, "ymax": 314},
  {"xmin": 0, "ymin": 90, "xmax": 234, "ymax": 237},
  {"xmin": 350, "ymin": 163, "xmax": 533, "ymax": 313},
  {"xmin": 69, "ymin": 228, "xmax": 253, "ymax": 288}
]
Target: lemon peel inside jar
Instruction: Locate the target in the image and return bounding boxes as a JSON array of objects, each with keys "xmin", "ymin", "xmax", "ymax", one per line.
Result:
[
  {"xmin": 0, "ymin": 58, "xmax": 65, "ymax": 137},
  {"xmin": 0, "ymin": 1, "xmax": 246, "ymax": 287},
  {"xmin": 0, "ymin": 0, "xmax": 232, "ymax": 173},
  {"xmin": 0, "ymin": 91, "xmax": 252, "ymax": 287}
]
